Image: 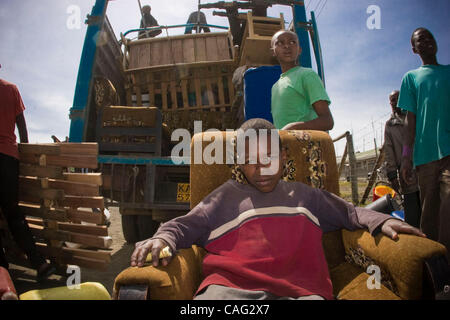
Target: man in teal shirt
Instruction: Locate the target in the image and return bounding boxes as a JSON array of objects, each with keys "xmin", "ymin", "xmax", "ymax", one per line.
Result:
[
  {"xmin": 270, "ymin": 30, "xmax": 333, "ymax": 131},
  {"xmin": 398, "ymin": 27, "xmax": 450, "ymax": 258}
]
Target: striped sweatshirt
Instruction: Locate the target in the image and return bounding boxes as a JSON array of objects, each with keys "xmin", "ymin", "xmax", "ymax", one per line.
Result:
[{"xmin": 152, "ymin": 179, "xmax": 393, "ymax": 299}]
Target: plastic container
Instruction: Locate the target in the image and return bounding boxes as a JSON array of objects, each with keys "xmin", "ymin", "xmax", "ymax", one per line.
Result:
[
  {"xmin": 391, "ymin": 210, "xmax": 405, "ymax": 221},
  {"xmin": 243, "ymin": 65, "xmax": 282, "ymax": 122},
  {"xmin": 373, "ymin": 185, "xmax": 396, "ymax": 202},
  {"xmin": 19, "ymin": 282, "xmax": 111, "ymax": 300},
  {"xmin": 365, "ymin": 194, "xmax": 396, "ymax": 214}
]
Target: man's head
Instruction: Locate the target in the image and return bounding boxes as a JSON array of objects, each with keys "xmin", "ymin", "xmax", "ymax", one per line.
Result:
[
  {"xmin": 411, "ymin": 28, "xmax": 437, "ymax": 58},
  {"xmin": 389, "ymin": 90, "xmax": 402, "ymax": 115},
  {"xmin": 271, "ymin": 30, "xmax": 301, "ymax": 65},
  {"xmin": 142, "ymin": 5, "xmax": 151, "ymax": 14},
  {"xmin": 237, "ymin": 118, "xmax": 286, "ymax": 193}
]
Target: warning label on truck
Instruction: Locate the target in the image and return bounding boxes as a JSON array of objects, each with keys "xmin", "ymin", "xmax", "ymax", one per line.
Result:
[{"xmin": 176, "ymin": 183, "xmax": 190, "ymax": 202}]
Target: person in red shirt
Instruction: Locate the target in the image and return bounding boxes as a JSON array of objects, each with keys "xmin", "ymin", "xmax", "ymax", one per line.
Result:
[{"xmin": 0, "ymin": 77, "xmax": 55, "ymax": 281}]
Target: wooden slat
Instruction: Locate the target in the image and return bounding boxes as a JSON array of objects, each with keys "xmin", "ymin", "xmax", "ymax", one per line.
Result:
[
  {"xmin": 133, "ymin": 74, "xmax": 142, "ymax": 106},
  {"xmin": 19, "ymin": 143, "xmax": 98, "ymax": 156},
  {"xmin": 248, "ymin": 12, "xmax": 256, "ymax": 38},
  {"xmin": 195, "ymin": 37, "xmax": 207, "ymax": 62},
  {"xmin": 19, "ymin": 153, "xmax": 98, "ymax": 169},
  {"xmin": 181, "ymin": 79, "xmax": 189, "ymax": 108},
  {"xmin": 183, "ymin": 38, "xmax": 196, "ymax": 63},
  {"xmin": 206, "ymin": 36, "xmax": 219, "ymax": 61},
  {"xmin": 29, "ymin": 226, "xmax": 112, "ymax": 249},
  {"xmin": 26, "ymin": 217, "xmax": 43, "ymax": 226},
  {"xmin": 194, "ymin": 72, "xmax": 202, "ymax": 107},
  {"xmin": 170, "ymin": 81, "xmax": 178, "ymax": 109},
  {"xmin": 147, "ymin": 73, "xmax": 155, "ymax": 106},
  {"xmin": 126, "ymin": 85, "xmax": 133, "ymax": 106},
  {"xmin": 57, "ymin": 223, "xmax": 108, "ymax": 237},
  {"xmin": 138, "ymin": 43, "xmax": 151, "ymax": 69},
  {"xmin": 49, "ymin": 180, "xmax": 99, "ymax": 197},
  {"xmin": 150, "ymin": 41, "xmax": 161, "ymax": 66},
  {"xmin": 63, "ymin": 173, "xmax": 103, "ymax": 186},
  {"xmin": 58, "ymin": 143, "xmax": 98, "ymax": 156},
  {"xmin": 161, "ymin": 39, "xmax": 172, "ymax": 65},
  {"xmin": 19, "ymin": 144, "xmax": 60, "ymax": 155},
  {"xmin": 227, "ymin": 74, "xmax": 235, "ymax": 104},
  {"xmin": 66, "ymin": 255, "xmax": 110, "ymax": 271},
  {"xmin": 159, "ymin": 103, "xmax": 231, "ymax": 112},
  {"xmin": 20, "ymin": 176, "xmax": 99, "ymax": 197},
  {"xmin": 36, "ymin": 243, "xmax": 111, "ymax": 263},
  {"xmin": 171, "ymin": 39, "xmax": 184, "ymax": 64},
  {"xmin": 19, "ymin": 185, "xmax": 65, "ymax": 201},
  {"xmin": 161, "ymin": 72, "xmax": 169, "ymax": 110},
  {"xmin": 216, "ymin": 36, "xmax": 230, "ymax": 60},
  {"xmin": 67, "ymin": 208, "xmax": 105, "ymax": 225},
  {"xmin": 61, "ymin": 196, "xmax": 104, "ymax": 209},
  {"xmin": 217, "ymin": 76, "xmax": 226, "ymax": 112},
  {"xmin": 20, "ymin": 163, "xmax": 64, "ymax": 179},
  {"xmin": 205, "ymin": 77, "xmax": 215, "ymax": 106},
  {"xmin": 19, "ymin": 203, "xmax": 68, "ymax": 221}
]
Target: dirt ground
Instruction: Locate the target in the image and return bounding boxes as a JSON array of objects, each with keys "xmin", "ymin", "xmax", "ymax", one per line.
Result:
[{"xmin": 9, "ymin": 207, "xmax": 133, "ymax": 297}]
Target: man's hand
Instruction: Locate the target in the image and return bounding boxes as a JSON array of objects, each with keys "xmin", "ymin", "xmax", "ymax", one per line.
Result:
[
  {"xmin": 130, "ymin": 238, "xmax": 172, "ymax": 268},
  {"xmin": 381, "ymin": 219, "xmax": 426, "ymax": 240},
  {"xmin": 400, "ymin": 157, "xmax": 415, "ymax": 185}
]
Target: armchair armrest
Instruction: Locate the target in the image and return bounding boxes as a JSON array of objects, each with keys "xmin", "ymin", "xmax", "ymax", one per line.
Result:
[
  {"xmin": 341, "ymin": 229, "xmax": 447, "ymax": 300},
  {"xmin": 113, "ymin": 245, "xmax": 206, "ymax": 300}
]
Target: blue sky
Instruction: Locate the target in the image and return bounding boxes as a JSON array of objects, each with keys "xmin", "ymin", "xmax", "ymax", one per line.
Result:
[{"xmin": 0, "ymin": 0, "xmax": 449, "ymax": 156}]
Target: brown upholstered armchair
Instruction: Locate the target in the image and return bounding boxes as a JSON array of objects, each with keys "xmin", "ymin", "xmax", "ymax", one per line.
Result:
[{"xmin": 113, "ymin": 130, "xmax": 449, "ymax": 300}]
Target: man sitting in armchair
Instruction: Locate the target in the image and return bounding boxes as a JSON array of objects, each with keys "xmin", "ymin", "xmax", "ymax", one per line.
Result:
[{"xmin": 129, "ymin": 119, "xmax": 427, "ymax": 300}]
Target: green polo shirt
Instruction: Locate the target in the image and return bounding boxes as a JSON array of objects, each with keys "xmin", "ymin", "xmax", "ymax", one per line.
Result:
[
  {"xmin": 398, "ymin": 64, "xmax": 450, "ymax": 166},
  {"xmin": 271, "ymin": 66, "xmax": 330, "ymax": 129}
]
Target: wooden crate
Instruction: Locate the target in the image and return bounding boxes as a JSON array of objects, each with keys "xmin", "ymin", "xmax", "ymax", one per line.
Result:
[
  {"xmin": 125, "ymin": 64, "xmax": 238, "ymax": 133},
  {"xmin": 96, "ymin": 106, "xmax": 162, "ymax": 154},
  {"xmin": 125, "ymin": 32, "xmax": 236, "ymax": 71},
  {"xmin": 239, "ymin": 11, "xmax": 285, "ymax": 66},
  {"xmin": 0, "ymin": 143, "xmax": 111, "ymax": 271}
]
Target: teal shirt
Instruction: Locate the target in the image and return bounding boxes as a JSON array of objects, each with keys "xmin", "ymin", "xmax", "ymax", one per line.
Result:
[
  {"xmin": 271, "ymin": 66, "xmax": 330, "ymax": 129},
  {"xmin": 398, "ymin": 64, "xmax": 450, "ymax": 166}
]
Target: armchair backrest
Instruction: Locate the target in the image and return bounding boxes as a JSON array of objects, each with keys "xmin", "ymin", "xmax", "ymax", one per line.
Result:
[
  {"xmin": 190, "ymin": 129, "xmax": 340, "ymax": 208},
  {"xmin": 189, "ymin": 129, "xmax": 345, "ymax": 271}
]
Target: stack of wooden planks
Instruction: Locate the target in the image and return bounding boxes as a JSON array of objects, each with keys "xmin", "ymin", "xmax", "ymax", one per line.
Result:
[
  {"xmin": 125, "ymin": 32, "xmax": 235, "ymax": 71},
  {"xmin": 9, "ymin": 142, "xmax": 111, "ymax": 271}
]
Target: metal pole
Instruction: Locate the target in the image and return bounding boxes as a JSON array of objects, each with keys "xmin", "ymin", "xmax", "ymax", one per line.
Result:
[
  {"xmin": 347, "ymin": 133, "xmax": 359, "ymax": 204},
  {"xmin": 197, "ymin": 0, "xmax": 201, "ymax": 33},
  {"xmin": 372, "ymin": 119, "xmax": 378, "ymax": 158},
  {"xmin": 293, "ymin": 3, "xmax": 312, "ymax": 68}
]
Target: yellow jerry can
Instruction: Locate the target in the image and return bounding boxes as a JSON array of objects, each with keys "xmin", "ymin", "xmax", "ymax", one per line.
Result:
[{"xmin": 19, "ymin": 282, "xmax": 111, "ymax": 300}]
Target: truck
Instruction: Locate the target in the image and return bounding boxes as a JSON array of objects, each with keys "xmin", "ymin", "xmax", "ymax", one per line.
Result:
[{"xmin": 68, "ymin": 0, "xmax": 324, "ymax": 243}]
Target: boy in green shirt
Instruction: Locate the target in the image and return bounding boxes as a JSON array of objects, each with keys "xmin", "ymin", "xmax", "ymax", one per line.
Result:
[{"xmin": 270, "ymin": 30, "xmax": 333, "ymax": 131}]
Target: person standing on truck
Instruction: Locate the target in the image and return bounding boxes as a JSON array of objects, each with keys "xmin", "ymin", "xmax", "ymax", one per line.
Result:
[
  {"xmin": 138, "ymin": 5, "xmax": 162, "ymax": 39},
  {"xmin": 383, "ymin": 90, "xmax": 421, "ymax": 228},
  {"xmin": 184, "ymin": 11, "xmax": 210, "ymax": 34},
  {"xmin": 270, "ymin": 30, "xmax": 334, "ymax": 131},
  {"xmin": 0, "ymin": 77, "xmax": 55, "ymax": 281},
  {"xmin": 398, "ymin": 27, "xmax": 450, "ymax": 258}
]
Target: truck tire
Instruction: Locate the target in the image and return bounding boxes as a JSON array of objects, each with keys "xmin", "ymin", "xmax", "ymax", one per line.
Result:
[
  {"xmin": 121, "ymin": 214, "xmax": 140, "ymax": 244},
  {"xmin": 137, "ymin": 215, "xmax": 160, "ymax": 241}
]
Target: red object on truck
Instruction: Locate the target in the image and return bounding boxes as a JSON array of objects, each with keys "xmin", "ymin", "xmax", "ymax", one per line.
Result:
[{"xmin": 0, "ymin": 266, "xmax": 18, "ymax": 300}]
